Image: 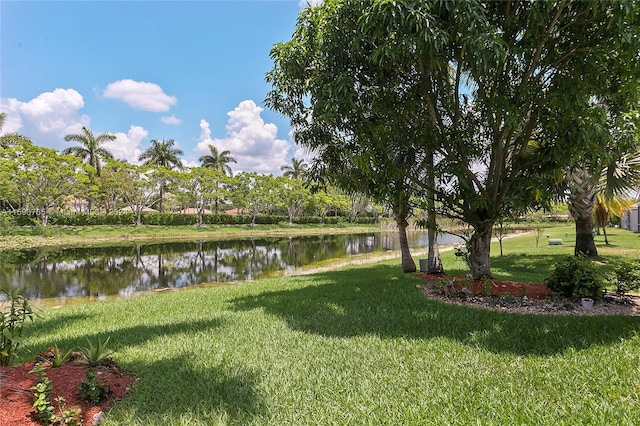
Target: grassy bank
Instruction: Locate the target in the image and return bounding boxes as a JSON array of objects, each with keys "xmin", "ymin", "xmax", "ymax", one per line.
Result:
[
  {"xmin": 0, "ymin": 223, "xmax": 379, "ymax": 251},
  {"xmin": 17, "ymin": 227, "xmax": 640, "ymax": 425}
]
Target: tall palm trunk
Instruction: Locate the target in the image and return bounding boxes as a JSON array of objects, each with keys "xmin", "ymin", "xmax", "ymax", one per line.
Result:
[
  {"xmin": 567, "ymin": 168, "xmax": 598, "ymax": 256},
  {"xmin": 594, "ymin": 201, "xmax": 609, "ymax": 245}
]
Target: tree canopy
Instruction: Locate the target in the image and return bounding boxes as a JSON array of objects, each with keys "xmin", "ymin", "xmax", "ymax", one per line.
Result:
[{"xmin": 266, "ymin": 0, "xmax": 640, "ymax": 278}]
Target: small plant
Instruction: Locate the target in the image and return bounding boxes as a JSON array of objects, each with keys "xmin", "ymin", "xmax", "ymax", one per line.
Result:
[
  {"xmin": 31, "ymin": 364, "xmax": 56, "ymax": 424},
  {"xmin": 39, "ymin": 346, "xmax": 74, "ymax": 368},
  {"xmin": 544, "ymin": 255, "xmax": 604, "ymax": 300},
  {"xmin": 79, "ymin": 369, "xmax": 111, "ymax": 404},
  {"xmin": 53, "ymin": 397, "xmax": 82, "ymax": 426},
  {"xmin": 1, "ymin": 289, "xmax": 39, "ymax": 366},
  {"xmin": 453, "ymin": 242, "xmax": 472, "ymax": 271},
  {"xmin": 612, "ymin": 260, "xmax": 640, "ymax": 296},
  {"xmin": 480, "ymin": 277, "xmax": 493, "ymax": 296},
  {"xmin": 79, "ymin": 336, "xmax": 114, "ymax": 366}
]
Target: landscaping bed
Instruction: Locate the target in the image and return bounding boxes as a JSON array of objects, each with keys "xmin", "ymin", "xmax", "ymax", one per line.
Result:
[
  {"xmin": 0, "ymin": 359, "xmax": 133, "ymax": 426},
  {"xmin": 420, "ymin": 273, "xmax": 640, "ymax": 316}
]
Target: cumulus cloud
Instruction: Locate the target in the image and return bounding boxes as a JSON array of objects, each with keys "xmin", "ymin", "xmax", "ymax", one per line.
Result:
[
  {"xmin": 0, "ymin": 88, "xmax": 89, "ymax": 149},
  {"xmin": 103, "ymin": 79, "xmax": 177, "ymax": 112},
  {"xmin": 104, "ymin": 125, "xmax": 149, "ymax": 164},
  {"xmin": 195, "ymin": 100, "xmax": 291, "ymax": 175},
  {"xmin": 160, "ymin": 115, "xmax": 181, "ymax": 125}
]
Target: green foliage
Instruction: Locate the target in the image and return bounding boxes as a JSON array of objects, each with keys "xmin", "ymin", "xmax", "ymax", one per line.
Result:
[
  {"xmin": 31, "ymin": 364, "xmax": 56, "ymax": 424},
  {"xmin": 79, "ymin": 336, "xmax": 113, "ymax": 366},
  {"xmin": 453, "ymin": 242, "xmax": 472, "ymax": 272},
  {"xmin": 612, "ymin": 260, "xmax": 640, "ymax": 296},
  {"xmin": 1, "ymin": 289, "xmax": 38, "ymax": 366},
  {"xmin": 544, "ymin": 255, "xmax": 605, "ymax": 299},
  {"xmin": 39, "ymin": 345, "xmax": 74, "ymax": 368},
  {"xmin": 78, "ymin": 369, "xmax": 111, "ymax": 405},
  {"xmin": 30, "ymin": 364, "xmax": 82, "ymax": 426}
]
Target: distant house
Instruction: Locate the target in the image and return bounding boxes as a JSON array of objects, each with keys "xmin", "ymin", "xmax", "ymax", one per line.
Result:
[
  {"xmin": 178, "ymin": 208, "xmax": 212, "ymax": 214},
  {"xmin": 224, "ymin": 208, "xmax": 247, "ymax": 215},
  {"xmin": 621, "ymin": 203, "xmax": 640, "ymax": 231},
  {"xmin": 120, "ymin": 206, "xmax": 158, "ymax": 213}
]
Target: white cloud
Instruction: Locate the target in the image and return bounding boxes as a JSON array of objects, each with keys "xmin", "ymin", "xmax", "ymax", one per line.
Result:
[
  {"xmin": 160, "ymin": 115, "xmax": 181, "ymax": 125},
  {"xmin": 105, "ymin": 125, "xmax": 149, "ymax": 164},
  {"xmin": 195, "ymin": 100, "xmax": 291, "ymax": 175},
  {"xmin": 103, "ymin": 79, "xmax": 177, "ymax": 112},
  {"xmin": 0, "ymin": 88, "xmax": 89, "ymax": 149}
]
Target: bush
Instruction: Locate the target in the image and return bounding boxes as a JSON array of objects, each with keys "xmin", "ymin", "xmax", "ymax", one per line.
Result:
[
  {"xmin": 612, "ymin": 260, "xmax": 640, "ymax": 296},
  {"xmin": 544, "ymin": 255, "xmax": 604, "ymax": 299}
]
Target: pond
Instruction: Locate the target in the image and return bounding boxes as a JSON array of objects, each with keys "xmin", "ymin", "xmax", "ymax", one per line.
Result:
[{"xmin": 0, "ymin": 231, "xmax": 462, "ymax": 305}]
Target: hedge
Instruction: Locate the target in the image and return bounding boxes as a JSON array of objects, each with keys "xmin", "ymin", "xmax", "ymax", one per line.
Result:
[{"xmin": 3, "ymin": 211, "xmax": 376, "ymax": 227}]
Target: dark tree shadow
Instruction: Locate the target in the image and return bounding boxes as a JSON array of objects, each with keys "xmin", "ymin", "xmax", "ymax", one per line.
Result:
[
  {"xmin": 229, "ymin": 264, "xmax": 640, "ymax": 356},
  {"xmin": 22, "ymin": 316, "xmax": 264, "ymax": 423}
]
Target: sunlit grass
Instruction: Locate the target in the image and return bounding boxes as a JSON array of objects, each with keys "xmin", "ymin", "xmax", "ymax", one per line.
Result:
[{"xmin": 18, "ymin": 231, "xmax": 640, "ymax": 425}]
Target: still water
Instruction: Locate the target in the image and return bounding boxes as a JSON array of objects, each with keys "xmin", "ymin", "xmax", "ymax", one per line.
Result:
[{"xmin": 0, "ymin": 232, "xmax": 461, "ymax": 303}]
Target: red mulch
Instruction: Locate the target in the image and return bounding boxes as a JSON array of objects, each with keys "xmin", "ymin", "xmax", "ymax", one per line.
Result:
[
  {"xmin": 418, "ymin": 273, "xmax": 553, "ymax": 300},
  {"xmin": 0, "ymin": 357, "xmax": 133, "ymax": 426}
]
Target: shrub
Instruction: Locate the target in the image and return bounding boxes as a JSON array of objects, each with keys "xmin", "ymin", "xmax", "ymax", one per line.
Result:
[
  {"xmin": 544, "ymin": 255, "xmax": 604, "ymax": 299},
  {"xmin": 1, "ymin": 289, "xmax": 38, "ymax": 366},
  {"xmin": 612, "ymin": 260, "xmax": 640, "ymax": 296}
]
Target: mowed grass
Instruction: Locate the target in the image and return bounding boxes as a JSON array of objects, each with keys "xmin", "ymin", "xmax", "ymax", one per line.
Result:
[{"xmin": 18, "ymin": 226, "xmax": 640, "ymax": 425}]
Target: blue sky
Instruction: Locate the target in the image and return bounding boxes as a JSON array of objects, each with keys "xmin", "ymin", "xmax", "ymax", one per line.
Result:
[{"xmin": 1, "ymin": 0, "xmax": 315, "ymax": 175}]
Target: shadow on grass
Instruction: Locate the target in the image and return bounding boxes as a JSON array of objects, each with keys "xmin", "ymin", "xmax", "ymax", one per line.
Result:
[
  {"xmin": 230, "ymin": 264, "xmax": 640, "ymax": 357},
  {"xmin": 22, "ymin": 317, "xmax": 264, "ymax": 424},
  {"xmin": 490, "ymin": 253, "xmax": 561, "ymax": 282},
  {"xmin": 114, "ymin": 355, "xmax": 262, "ymax": 424}
]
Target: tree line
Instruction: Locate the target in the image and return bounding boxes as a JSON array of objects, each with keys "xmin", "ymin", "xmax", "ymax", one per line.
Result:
[{"xmin": 0, "ymin": 113, "xmax": 378, "ymax": 228}]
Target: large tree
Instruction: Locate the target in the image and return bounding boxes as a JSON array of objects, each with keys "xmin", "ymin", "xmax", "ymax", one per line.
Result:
[
  {"xmin": 63, "ymin": 126, "xmax": 115, "ymax": 176},
  {"xmin": 0, "ymin": 140, "xmax": 82, "ymax": 225},
  {"xmin": 139, "ymin": 139, "xmax": 184, "ymax": 212},
  {"xmin": 266, "ymin": 0, "xmax": 640, "ymax": 278},
  {"xmin": 199, "ymin": 144, "xmax": 237, "ymax": 176}
]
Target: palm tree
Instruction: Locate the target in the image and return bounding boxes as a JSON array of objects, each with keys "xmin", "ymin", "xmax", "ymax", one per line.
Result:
[
  {"xmin": 199, "ymin": 144, "xmax": 236, "ymax": 176},
  {"xmin": 138, "ymin": 139, "xmax": 184, "ymax": 212},
  {"xmin": 0, "ymin": 112, "xmax": 31, "ymax": 147},
  {"xmin": 62, "ymin": 127, "xmax": 115, "ymax": 176},
  {"xmin": 138, "ymin": 139, "xmax": 184, "ymax": 170},
  {"xmin": 280, "ymin": 158, "xmax": 308, "ymax": 180},
  {"xmin": 567, "ymin": 148, "xmax": 640, "ymax": 255}
]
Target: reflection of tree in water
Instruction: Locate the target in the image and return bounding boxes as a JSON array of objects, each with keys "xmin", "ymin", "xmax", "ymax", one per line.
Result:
[{"xmin": 0, "ymin": 232, "xmax": 441, "ymax": 300}]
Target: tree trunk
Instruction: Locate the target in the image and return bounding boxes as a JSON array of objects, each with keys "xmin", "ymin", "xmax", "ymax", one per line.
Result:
[
  {"xmin": 425, "ymin": 192, "xmax": 443, "ymax": 274},
  {"xmin": 567, "ymin": 169, "xmax": 598, "ymax": 257},
  {"xmin": 397, "ymin": 222, "xmax": 417, "ymax": 273},
  {"xmin": 574, "ymin": 213, "xmax": 597, "ymax": 256},
  {"xmin": 469, "ymin": 222, "xmax": 493, "ymax": 279}
]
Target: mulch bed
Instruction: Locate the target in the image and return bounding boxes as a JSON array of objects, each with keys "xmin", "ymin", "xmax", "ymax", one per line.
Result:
[
  {"xmin": 0, "ymin": 357, "xmax": 134, "ymax": 426},
  {"xmin": 419, "ymin": 273, "xmax": 640, "ymax": 316}
]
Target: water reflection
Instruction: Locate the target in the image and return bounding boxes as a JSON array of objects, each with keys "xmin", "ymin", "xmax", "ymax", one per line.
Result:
[{"xmin": 0, "ymin": 232, "xmax": 461, "ymax": 302}]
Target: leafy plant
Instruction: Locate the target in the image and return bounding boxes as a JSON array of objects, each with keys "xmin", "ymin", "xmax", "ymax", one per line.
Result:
[
  {"xmin": 78, "ymin": 369, "xmax": 110, "ymax": 404},
  {"xmin": 79, "ymin": 336, "xmax": 113, "ymax": 366},
  {"xmin": 53, "ymin": 397, "xmax": 82, "ymax": 426},
  {"xmin": 453, "ymin": 241, "xmax": 472, "ymax": 271},
  {"xmin": 1, "ymin": 289, "xmax": 39, "ymax": 366},
  {"xmin": 40, "ymin": 346, "xmax": 74, "ymax": 368},
  {"xmin": 30, "ymin": 364, "xmax": 83, "ymax": 426},
  {"xmin": 544, "ymin": 255, "xmax": 605, "ymax": 300},
  {"xmin": 612, "ymin": 260, "xmax": 640, "ymax": 296},
  {"xmin": 31, "ymin": 364, "xmax": 56, "ymax": 424}
]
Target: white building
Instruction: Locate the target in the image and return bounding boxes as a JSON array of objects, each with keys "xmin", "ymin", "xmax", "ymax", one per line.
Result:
[{"xmin": 621, "ymin": 203, "xmax": 640, "ymax": 231}]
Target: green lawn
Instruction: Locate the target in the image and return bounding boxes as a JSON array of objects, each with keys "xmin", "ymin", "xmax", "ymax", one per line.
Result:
[{"xmin": 17, "ymin": 226, "xmax": 640, "ymax": 425}]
